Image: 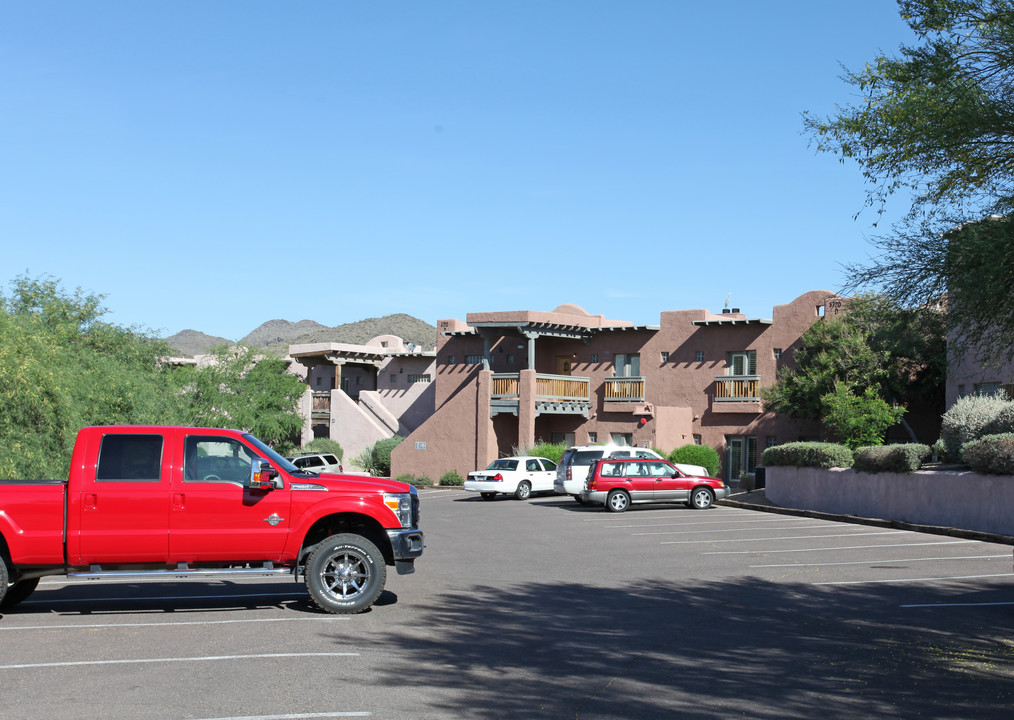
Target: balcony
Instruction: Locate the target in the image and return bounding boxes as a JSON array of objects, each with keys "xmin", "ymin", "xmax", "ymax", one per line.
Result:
[
  {"xmin": 491, "ymin": 373, "xmax": 592, "ymax": 417},
  {"xmin": 604, "ymin": 376, "xmax": 645, "ymax": 403},
  {"xmin": 713, "ymin": 375, "xmax": 762, "ymax": 414},
  {"xmin": 311, "ymin": 391, "xmax": 332, "ymax": 421}
]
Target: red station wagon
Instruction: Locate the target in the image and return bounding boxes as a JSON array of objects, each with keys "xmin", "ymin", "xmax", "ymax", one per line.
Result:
[{"xmin": 581, "ymin": 457, "xmax": 729, "ymax": 512}]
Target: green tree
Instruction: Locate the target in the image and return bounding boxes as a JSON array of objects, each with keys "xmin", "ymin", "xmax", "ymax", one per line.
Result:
[
  {"xmin": 805, "ymin": 0, "xmax": 1014, "ymax": 359},
  {"xmin": 176, "ymin": 345, "xmax": 306, "ymax": 446},
  {"xmin": 762, "ymin": 294, "xmax": 944, "ymax": 444},
  {"xmin": 820, "ymin": 383, "xmax": 907, "ymax": 450},
  {"xmin": 0, "ymin": 275, "xmax": 187, "ymax": 478}
]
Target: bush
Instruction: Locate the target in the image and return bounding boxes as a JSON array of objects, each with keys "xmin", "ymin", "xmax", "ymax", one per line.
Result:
[
  {"xmin": 668, "ymin": 444, "xmax": 721, "ymax": 477},
  {"xmin": 962, "ymin": 433, "xmax": 1014, "ymax": 475},
  {"xmin": 853, "ymin": 444, "xmax": 931, "ymax": 473},
  {"xmin": 762, "ymin": 442, "xmax": 854, "ymax": 469},
  {"xmin": 360, "ymin": 434, "xmax": 399, "ymax": 478},
  {"xmin": 439, "ymin": 470, "xmax": 464, "ymax": 486},
  {"xmin": 932, "ymin": 438, "xmax": 948, "ymax": 463},
  {"xmin": 940, "ymin": 391, "xmax": 1014, "ymax": 461},
  {"xmin": 300, "ymin": 437, "xmax": 344, "ymax": 460},
  {"xmin": 404, "ymin": 474, "xmax": 433, "ymax": 487},
  {"xmin": 515, "ymin": 441, "xmax": 567, "ymax": 465}
]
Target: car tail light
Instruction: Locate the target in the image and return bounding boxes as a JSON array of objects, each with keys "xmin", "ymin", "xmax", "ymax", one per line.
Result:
[
  {"xmin": 587, "ymin": 476, "xmax": 596, "ymax": 490},
  {"xmin": 493, "ymin": 473, "xmax": 503, "ymax": 482},
  {"xmin": 566, "ymin": 467, "xmax": 572, "ymax": 481}
]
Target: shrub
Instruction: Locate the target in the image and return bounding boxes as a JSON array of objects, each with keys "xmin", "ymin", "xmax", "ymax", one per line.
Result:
[
  {"xmin": 439, "ymin": 470, "xmax": 464, "ymax": 486},
  {"xmin": 668, "ymin": 444, "xmax": 721, "ymax": 478},
  {"xmin": 940, "ymin": 391, "xmax": 1014, "ymax": 461},
  {"xmin": 961, "ymin": 433, "xmax": 1014, "ymax": 475},
  {"xmin": 820, "ymin": 383, "xmax": 906, "ymax": 450},
  {"xmin": 407, "ymin": 475, "xmax": 434, "ymax": 487},
  {"xmin": 761, "ymin": 442, "xmax": 854, "ymax": 469},
  {"xmin": 932, "ymin": 438, "xmax": 948, "ymax": 463},
  {"xmin": 300, "ymin": 437, "xmax": 344, "ymax": 460},
  {"xmin": 369, "ymin": 435, "xmax": 404, "ymax": 476},
  {"xmin": 514, "ymin": 441, "xmax": 567, "ymax": 465},
  {"xmin": 853, "ymin": 444, "xmax": 931, "ymax": 473}
]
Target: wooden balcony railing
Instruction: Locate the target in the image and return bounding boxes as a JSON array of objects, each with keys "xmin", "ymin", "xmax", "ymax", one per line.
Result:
[
  {"xmin": 536, "ymin": 374, "xmax": 590, "ymax": 401},
  {"xmin": 604, "ymin": 376, "xmax": 645, "ymax": 402},
  {"xmin": 312, "ymin": 391, "xmax": 332, "ymax": 411},
  {"xmin": 714, "ymin": 375, "xmax": 760, "ymax": 401},
  {"xmin": 491, "ymin": 373, "xmax": 590, "ymax": 402}
]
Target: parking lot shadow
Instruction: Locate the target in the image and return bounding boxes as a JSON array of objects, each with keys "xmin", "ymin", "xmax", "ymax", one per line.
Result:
[{"xmin": 360, "ymin": 577, "xmax": 1014, "ymax": 719}]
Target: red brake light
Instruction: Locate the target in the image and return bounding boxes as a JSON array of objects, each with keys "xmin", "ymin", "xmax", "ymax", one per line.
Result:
[{"xmin": 493, "ymin": 473, "xmax": 503, "ymax": 482}]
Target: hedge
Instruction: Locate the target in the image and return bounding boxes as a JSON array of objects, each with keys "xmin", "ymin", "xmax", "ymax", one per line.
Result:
[
  {"xmin": 961, "ymin": 433, "xmax": 1014, "ymax": 475},
  {"xmin": 668, "ymin": 444, "xmax": 721, "ymax": 478},
  {"xmin": 940, "ymin": 392, "xmax": 1014, "ymax": 462},
  {"xmin": 852, "ymin": 444, "xmax": 931, "ymax": 473},
  {"xmin": 761, "ymin": 442, "xmax": 853, "ymax": 469}
]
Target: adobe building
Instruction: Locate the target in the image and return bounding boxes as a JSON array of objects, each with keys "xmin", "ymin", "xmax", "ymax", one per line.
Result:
[
  {"xmin": 391, "ymin": 290, "xmax": 840, "ymax": 483},
  {"xmin": 288, "ymin": 335, "xmax": 437, "ymax": 461}
]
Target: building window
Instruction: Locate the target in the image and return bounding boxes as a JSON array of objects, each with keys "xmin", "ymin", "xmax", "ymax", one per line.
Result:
[
  {"xmin": 661, "ymin": 351, "xmax": 669, "ymax": 363},
  {"xmin": 614, "ymin": 353, "xmax": 640, "ymax": 378},
  {"xmin": 448, "ymin": 355, "xmax": 456, "ymax": 365},
  {"xmin": 390, "ymin": 374, "xmax": 397, "ymax": 384},
  {"xmin": 591, "ymin": 353, "xmax": 599, "ymax": 363},
  {"xmin": 507, "ymin": 353, "xmax": 515, "ymax": 365},
  {"xmin": 408, "ymin": 374, "xmax": 431, "ymax": 384},
  {"xmin": 465, "ymin": 354, "xmax": 483, "ymax": 365},
  {"xmin": 774, "ymin": 348, "xmax": 782, "ymax": 360},
  {"xmin": 693, "ymin": 434, "xmax": 702, "ymax": 445},
  {"xmin": 611, "ymin": 433, "xmax": 633, "ymax": 446},
  {"xmin": 315, "ymin": 377, "xmax": 322, "ymax": 387},
  {"xmin": 958, "ymin": 384, "xmax": 966, "ymax": 397},
  {"xmin": 727, "ymin": 350, "xmax": 757, "ymax": 376},
  {"xmin": 695, "ymin": 351, "xmax": 704, "ymax": 362},
  {"xmin": 975, "ymin": 382, "xmax": 1001, "ymax": 395}
]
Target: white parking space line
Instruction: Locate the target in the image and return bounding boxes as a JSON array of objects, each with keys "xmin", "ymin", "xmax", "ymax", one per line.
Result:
[
  {"xmin": 751, "ymin": 554, "xmax": 1011, "ymax": 568},
  {"xmin": 814, "ymin": 573, "xmax": 1014, "ymax": 586},
  {"xmin": 704, "ymin": 540, "xmax": 978, "ymax": 554},
  {"xmin": 196, "ymin": 713, "xmax": 370, "ymax": 719},
  {"xmin": 634, "ymin": 524, "xmax": 880, "ymax": 537},
  {"xmin": 0, "ymin": 652, "xmax": 358, "ymax": 671},
  {"xmin": 661, "ymin": 530, "xmax": 906, "ymax": 544},
  {"xmin": 0, "ymin": 617, "xmax": 349, "ymax": 632},
  {"xmin": 603, "ymin": 516, "xmax": 829, "ymax": 529},
  {"xmin": 902, "ymin": 601, "xmax": 1014, "ymax": 608}
]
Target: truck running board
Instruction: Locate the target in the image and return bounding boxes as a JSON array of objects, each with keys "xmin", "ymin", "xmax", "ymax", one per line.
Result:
[{"xmin": 68, "ymin": 562, "xmax": 294, "ymax": 580}]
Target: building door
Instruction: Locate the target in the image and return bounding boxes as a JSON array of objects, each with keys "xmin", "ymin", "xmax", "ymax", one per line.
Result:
[
  {"xmin": 726, "ymin": 436, "xmax": 757, "ymax": 483},
  {"xmin": 556, "ymin": 356, "xmax": 573, "ymax": 375}
]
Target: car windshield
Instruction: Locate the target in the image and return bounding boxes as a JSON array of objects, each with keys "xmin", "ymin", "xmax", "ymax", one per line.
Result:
[{"xmin": 487, "ymin": 459, "xmax": 519, "ymax": 471}]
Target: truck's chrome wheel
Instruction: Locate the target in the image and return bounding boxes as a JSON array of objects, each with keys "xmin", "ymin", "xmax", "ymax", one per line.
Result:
[{"xmin": 305, "ymin": 533, "xmax": 387, "ymax": 614}]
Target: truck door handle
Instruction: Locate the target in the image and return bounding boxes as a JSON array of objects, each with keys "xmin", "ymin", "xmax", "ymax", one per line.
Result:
[
  {"xmin": 84, "ymin": 493, "xmax": 97, "ymax": 509},
  {"xmin": 173, "ymin": 493, "xmax": 185, "ymax": 509}
]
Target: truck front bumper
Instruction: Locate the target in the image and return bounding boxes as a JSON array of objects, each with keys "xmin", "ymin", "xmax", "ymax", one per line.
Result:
[{"xmin": 387, "ymin": 528, "xmax": 425, "ymax": 575}]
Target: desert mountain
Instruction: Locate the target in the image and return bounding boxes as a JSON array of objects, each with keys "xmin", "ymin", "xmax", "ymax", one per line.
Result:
[{"xmin": 166, "ymin": 314, "xmax": 438, "ymax": 357}]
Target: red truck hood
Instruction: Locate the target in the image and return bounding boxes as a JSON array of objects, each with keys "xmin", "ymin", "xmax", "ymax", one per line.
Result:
[{"xmin": 308, "ymin": 473, "xmax": 414, "ymax": 494}]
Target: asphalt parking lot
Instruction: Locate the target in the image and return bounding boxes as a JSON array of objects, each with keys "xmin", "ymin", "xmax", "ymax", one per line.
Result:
[{"xmin": 2, "ymin": 489, "xmax": 1013, "ymax": 720}]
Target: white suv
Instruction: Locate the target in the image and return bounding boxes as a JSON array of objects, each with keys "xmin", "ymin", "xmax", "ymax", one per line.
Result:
[
  {"xmin": 287, "ymin": 453, "xmax": 343, "ymax": 475},
  {"xmin": 554, "ymin": 445, "xmax": 665, "ymax": 501}
]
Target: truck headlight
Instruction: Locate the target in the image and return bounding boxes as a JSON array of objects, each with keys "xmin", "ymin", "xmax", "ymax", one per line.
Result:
[{"xmin": 384, "ymin": 493, "xmax": 413, "ymax": 528}]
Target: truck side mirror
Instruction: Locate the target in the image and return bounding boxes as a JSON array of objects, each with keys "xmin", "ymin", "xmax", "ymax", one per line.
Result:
[{"xmin": 249, "ymin": 458, "xmax": 282, "ymax": 490}]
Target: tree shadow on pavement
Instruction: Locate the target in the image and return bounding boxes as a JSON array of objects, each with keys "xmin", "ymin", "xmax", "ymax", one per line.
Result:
[{"xmin": 356, "ymin": 577, "xmax": 1014, "ymax": 719}]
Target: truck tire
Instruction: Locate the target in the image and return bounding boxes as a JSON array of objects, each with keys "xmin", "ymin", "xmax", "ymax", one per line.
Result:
[
  {"xmin": 0, "ymin": 558, "xmax": 8, "ymax": 609},
  {"xmin": 1, "ymin": 578, "xmax": 39, "ymax": 611},
  {"xmin": 305, "ymin": 534, "xmax": 387, "ymax": 614}
]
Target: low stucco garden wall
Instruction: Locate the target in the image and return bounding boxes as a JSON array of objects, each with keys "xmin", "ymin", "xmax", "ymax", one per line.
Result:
[{"xmin": 765, "ymin": 466, "xmax": 1014, "ymax": 537}]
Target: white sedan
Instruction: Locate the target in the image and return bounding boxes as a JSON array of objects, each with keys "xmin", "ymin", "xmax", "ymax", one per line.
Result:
[{"xmin": 465, "ymin": 456, "xmax": 558, "ymax": 500}]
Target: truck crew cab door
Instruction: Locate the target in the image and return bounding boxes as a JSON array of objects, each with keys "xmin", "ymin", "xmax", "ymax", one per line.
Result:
[
  {"xmin": 74, "ymin": 430, "xmax": 172, "ymax": 564},
  {"xmin": 169, "ymin": 432, "xmax": 292, "ymax": 563}
]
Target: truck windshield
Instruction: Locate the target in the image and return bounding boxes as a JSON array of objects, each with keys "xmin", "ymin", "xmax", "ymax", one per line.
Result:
[{"xmin": 243, "ymin": 433, "xmax": 300, "ymax": 475}]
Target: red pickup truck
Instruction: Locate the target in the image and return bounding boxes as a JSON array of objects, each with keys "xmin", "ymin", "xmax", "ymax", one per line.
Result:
[{"xmin": 0, "ymin": 425, "xmax": 424, "ymax": 614}]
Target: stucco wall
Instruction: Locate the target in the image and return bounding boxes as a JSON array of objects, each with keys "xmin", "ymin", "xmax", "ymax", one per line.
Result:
[{"xmin": 766, "ymin": 466, "xmax": 1014, "ymax": 537}]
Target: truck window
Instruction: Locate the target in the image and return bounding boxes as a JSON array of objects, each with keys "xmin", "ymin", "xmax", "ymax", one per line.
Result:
[
  {"xmin": 96, "ymin": 434, "xmax": 164, "ymax": 482},
  {"xmin": 185, "ymin": 435, "xmax": 257, "ymax": 484}
]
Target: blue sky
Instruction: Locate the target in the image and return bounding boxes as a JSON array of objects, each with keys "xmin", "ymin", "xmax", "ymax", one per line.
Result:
[{"xmin": 2, "ymin": 1, "xmax": 914, "ymax": 341}]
